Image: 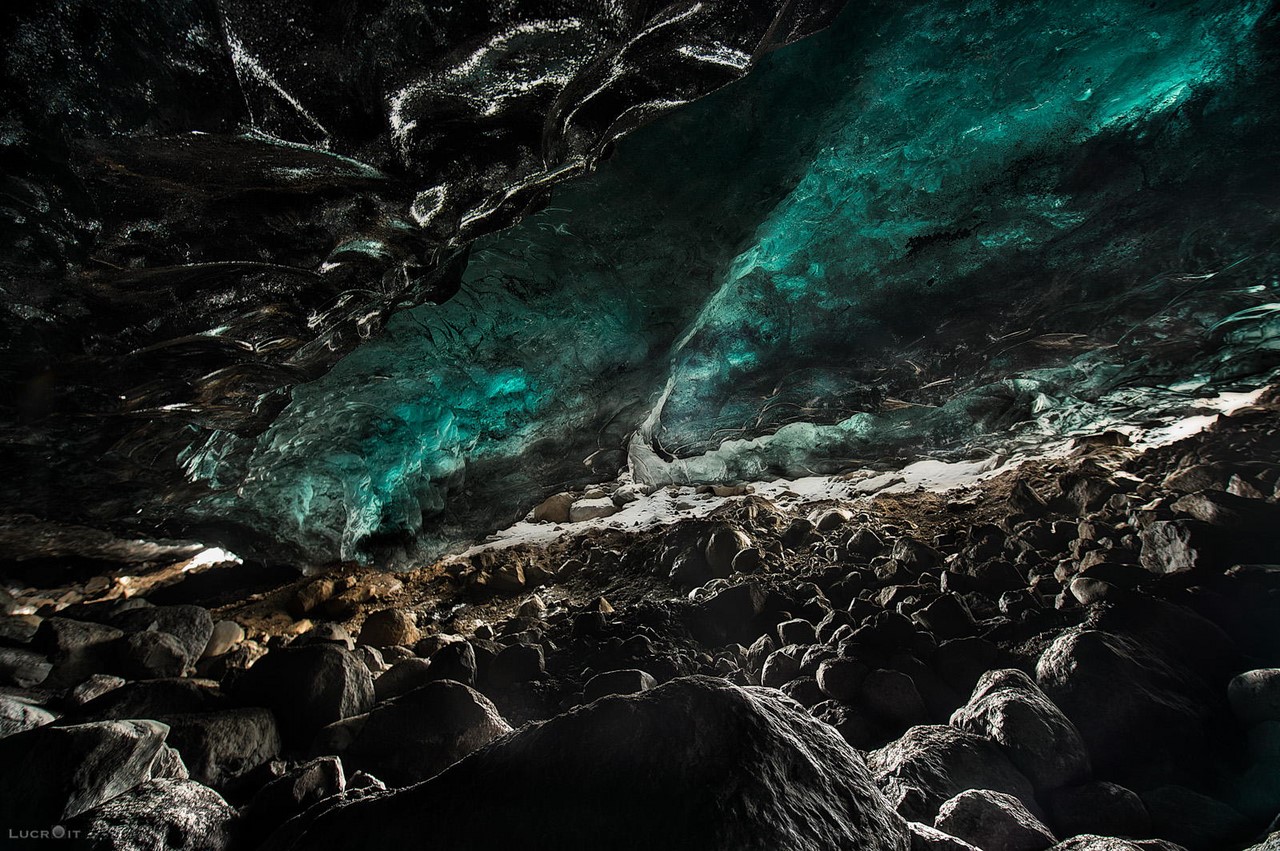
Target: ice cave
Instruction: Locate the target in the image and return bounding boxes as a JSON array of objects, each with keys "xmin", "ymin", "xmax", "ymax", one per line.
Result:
[{"xmin": 2, "ymin": 1, "xmax": 1280, "ymax": 849}]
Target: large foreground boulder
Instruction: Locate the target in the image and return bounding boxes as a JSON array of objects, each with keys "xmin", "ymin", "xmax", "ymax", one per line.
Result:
[
  {"xmin": 66, "ymin": 778, "xmax": 236, "ymax": 851},
  {"xmin": 0, "ymin": 720, "xmax": 178, "ymax": 824},
  {"xmin": 265, "ymin": 676, "xmax": 911, "ymax": 851}
]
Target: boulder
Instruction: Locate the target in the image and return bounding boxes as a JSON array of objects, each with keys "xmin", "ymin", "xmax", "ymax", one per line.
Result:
[
  {"xmin": 1138, "ymin": 520, "xmax": 1224, "ymax": 574},
  {"xmin": 262, "ymin": 677, "xmax": 911, "ymax": 851},
  {"xmin": 201, "ymin": 621, "xmax": 245, "ymax": 659},
  {"xmin": 486, "ymin": 643, "xmax": 545, "ymax": 688},
  {"xmin": 908, "ymin": 821, "xmax": 982, "ymax": 851},
  {"xmin": 373, "ymin": 658, "xmax": 434, "ymax": 703},
  {"xmin": 706, "ymin": 527, "xmax": 752, "ymax": 577},
  {"xmin": 34, "ymin": 617, "xmax": 123, "ymax": 688},
  {"xmin": 115, "ymin": 630, "xmax": 190, "ymax": 679},
  {"xmin": 861, "ymin": 669, "xmax": 930, "ymax": 730},
  {"xmin": 1046, "ymin": 837, "xmax": 1188, "ymax": 851},
  {"xmin": 584, "ymin": 669, "xmax": 658, "ymax": 702},
  {"xmin": 1045, "ymin": 781, "xmax": 1150, "ymax": 840},
  {"xmin": 69, "ymin": 674, "xmax": 126, "ymax": 707},
  {"xmin": 934, "ymin": 789, "xmax": 1056, "ymax": 851},
  {"xmin": 569, "ymin": 496, "xmax": 619, "ymax": 522},
  {"xmin": 0, "ymin": 694, "xmax": 55, "ymax": 738},
  {"xmin": 531, "ymin": 492, "xmax": 575, "ymax": 523},
  {"xmin": 868, "ymin": 724, "xmax": 1039, "ymax": 822},
  {"xmin": 1228, "ymin": 669, "xmax": 1280, "ymax": 724},
  {"xmin": 110, "ymin": 605, "xmax": 214, "ymax": 664},
  {"xmin": 72, "ymin": 678, "xmax": 228, "ymax": 722},
  {"xmin": 342, "ymin": 681, "xmax": 512, "ymax": 786},
  {"xmin": 66, "ymin": 778, "xmax": 236, "ymax": 851},
  {"xmin": 817, "ymin": 657, "xmax": 870, "ymax": 703},
  {"xmin": 235, "ymin": 645, "xmax": 373, "ymax": 747},
  {"xmin": 427, "ymin": 640, "xmax": 477, "ymax": 686},
  {"xmin": 0, "ymin": 646, "xmax": 52, "ymax": 688},
  {"xmin": 0, "ymin": 719, "xmax": 174, "ymax": 823},
  {"xmin": 1035, "ymin": 628, "xmax": 1212, "ymax": 772},
  {"xmin": 162, "ymin": 709, "xmax": 281, "ymax": 788},
  {"xmin": 778, "ymin": 618, "xmax": 818, "ymax": 646},
  {"xmin": 690, "ymin": 581, "xmax": 767, "ymax": 646},
  {"xmin": 1140, "ymin": 785, "xmax": 1252, "ymax": 849},
  {"xmin": 242, "ymin": 757, "xmax": 345, "ymax": 840},
  {"xmin": 357, "ymin": 609, "xmax": 420, "ymax": 648},
  {"xmin": 950, "ymin": 669, "xmax": 1090, "ymax": 793}
]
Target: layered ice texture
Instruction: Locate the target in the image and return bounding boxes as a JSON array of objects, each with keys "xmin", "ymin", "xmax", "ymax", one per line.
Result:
[{"xmin": 187, "ymin": 0, "xmax": 1280, "ymax": 564}]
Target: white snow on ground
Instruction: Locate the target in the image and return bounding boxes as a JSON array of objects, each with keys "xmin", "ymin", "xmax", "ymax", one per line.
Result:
[{"xmin": 446, "ymin": 385, "xmax": 1266, "ymax": 562}]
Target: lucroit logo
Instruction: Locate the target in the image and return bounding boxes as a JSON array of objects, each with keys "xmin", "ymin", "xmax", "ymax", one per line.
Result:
[{"xmin": 7, "ymin": 825, "xmax": 83, "ymax": 840}]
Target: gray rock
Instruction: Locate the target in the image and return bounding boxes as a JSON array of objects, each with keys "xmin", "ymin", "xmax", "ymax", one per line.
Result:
[
  {"xmin": 868, "ymin": 724, "xmax": 1040, "ymax": 822},
  {"xmin": 72, "ymin": 678, "xmax": 228, "ymax": 722},
  {"xmin": 949, "ymin": 668, "xmax": 1090, "ymax": 793},
  {"xmin": 584, "ymin": 669, "xmax": 657, "ymax": 702},
  {"xmin": 1229, "ymin": 669, "xmax": 1280, "ymax": 724},
  {"xmin": 0, "ymin": 694, "xmax": 55, "ymax": 738},
  {"xmin": 201, "ymin": 621, "xmax": 245, "ymax": 659},
  {"xmin": 342, "ymin": 680, "xmax": 512, "ymax": 786},
  {"xmin": 862, "ymin": 669, "xmax": 930, "ymax": 730},
  {"xmin": 261, "ymin": 677, "xmax": 911, "ymax": 851},
  {"xmin": 34, "ymin": 617, "xmax": 123, "ymax": 688},
  {"xmin": 243, "ymin": 756, "xmax": 345, "ymax": 839},
  {"xmin": 373, "ymin": 657, "xmax": 433, "ymax": 703},
  {"xmin": 934, "ymin": 789, "xmax": 1056, "ymax": 851},
  {"xmin": 0, "ymin": 719, "xmax": 173, "ymax": 823},
  {"xmin": 357, "ymin": 609, "xmax": 420, "ymax": 648},
  {"xmin": 115, "ymin": 630, "xmax": 190, "ymax": 679},
  {"xmin": 705, "ymin": 527, "xmax": 752, "ymax": 577},
  {"xmin": 68, "ymin": 674, "xmax": 126, "ymax": 707},
  {"xmin": 235, "ymin": 645, "xmax": 373, "ymax": 747},
  {"xmin": 778, "ymin": 617, "xmax": 818, "ymax": 646},
  {"xmin": 67, "ymin": 778, "xmax": 236, "ymax": 851},
  {"xmin": 1045, "ymin": 835, "xmax": 1185, "ymax": 851},
  {"xmin": 0, "ymin": 646, "xmax": 52, "ymax": 688},
  {"xmin": 486, "ymin": 642, "xmax": 545, "ymax": 687},
  {"xmin": 908, "ymin": 821, "xmax": 982, "ymax": 851},
  {"xmin": 761, "ymin": 646, "xmax": 805, "ymax": 689},
  {"xmin": 1140, "ymin": 785, "xmax": 1251, "ymax": 849},
  {"xmin": 817, "ymin": 657, "xmax": 869, "ymax": 703},
  {"xmin": 1045, "ymin": 781, "xmax": 1150, "ymax": 840},
  {"xmin": 426, "ymin": 640, "xmax": 477, "ymax": 687},
  {"xmin": 162, "ymin": 709, "xmax": 281, "ymax": 788},
  {"xmin": 294, "ymin": 622, "xmax": 355, "ymax": 650},
  {"xmin": 110, "ymin": 605, "xmax": 214, "ymax": 664}
]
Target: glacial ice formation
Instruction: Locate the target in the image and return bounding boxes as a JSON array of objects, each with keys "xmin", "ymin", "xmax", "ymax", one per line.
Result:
[{"xmin": 181, "ymin": 0, "xmax": 1280, "ymax": 564}]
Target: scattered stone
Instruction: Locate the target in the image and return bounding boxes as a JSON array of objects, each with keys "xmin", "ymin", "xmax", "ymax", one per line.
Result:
[
  {"xmin": 202, "ymin": 621, "xmax": 245, "ymax": 659},
  {"xmin": 262, "ymin": 677, "xmax": 911, "ymax": 851},
  {"xmin": 373, "ymin": 658, "xmax": 434, "ymax": 703},
  {"xmin": 69, "ymin": 673, "xmax": 125, "ymax": 707},
  {"xmin": 705, "ymin": 527, "xmax": 752, "ymax": 577},
  {"xmin": 235, "ymin": 645, "xmax": 373, "ymax": 747},
  {"xmin": 817, "ymin": 657, "xmax": 870, "ymax": 703},
  {"xmin": 814, "ymin": 508, "xmax": 854, "ymax": 532},
  {"xmin": 296, "ymin": 622, "xmax": 355, "ymax": 650},
  {"xmin": 569, "ymin": 496, "xmax": 619, "ymax": 522},
  {"xmin": 584, "ymin": 669, "xmax": 658, "ymax": 702},
  {"xmin": 0, "ymin": 646, "xmax": 53, "ymax": 688},
  {"xmin": 531, "ymin": 492, "xmax": 576, "ymax": 523},
  {"xmin": 949, "ymin": 668, "xmax": 1090, "ymax": 793},
  {"xmin": 73, "ymin": 678, "xmax": 228, "ymax": 722},
  {"xmin": 242, "ymin": 757, "xmax": 345, "ymax": 840},
  {"xmin": 1140, "ymin": 785, "xmax": 1252, "ymax": 848},
  {"xmin": 868, "ymin": 724, "xmax": 1040, "ymax": 821},
  {"xmin": 690, "ymin": 581, "xmax": 766, "ymax": 646},
  {"xmin": 1138, "ymin": 520, "xmax": 1223, "ymax": 574},
  {"xmin": 1045, "ymin": 781, "xmax": 1150, "ymax": 840},
  {"xmin": 110, "ymin": 604, "xmax": 214, "ymax": 663},
  {"xmin": 66, "ymin": 778, "xmax": 236, "ymax": 851},
  {"xmin": 427, "ymin": 641, "xmax": 478, "ymax": 687},
  {"xmin": 0, "ymin": 694, "xmax": 55, "ymax": 738},
  {"xmin": 1228, "ymin": 669, "xmax": 1280, "ymax": 724},
  {"xmin": 486, "ymin": 643, "xmax": 545, "ymax": 688},
  {"xmin": 861, "ymin": 669, "xmax": 930, "ymax": 730},
  {"xmin": 908, "ymin": 821, "xmax": 982, "ymax": 851},
  {"xmin": 115, "ymin": 630, "xmax": 190, "ymax": 679},
  {"xmin": 934, "ymin": 789, "xmax": 1057, "ymax": 851},
  {"xmin": 357, "ymin": 609, "xmax": 420, "ymax": 648},
  {"xmin": 342, "ymin": 681, "xmax": 512, "ymax": 786},
  {"xmin": 162, "ymin": 708, "xmax": 281, "ymax": 788},
  {"xmin": 777, "ymin": 617, "xmax": 817, "ymax": 646}
]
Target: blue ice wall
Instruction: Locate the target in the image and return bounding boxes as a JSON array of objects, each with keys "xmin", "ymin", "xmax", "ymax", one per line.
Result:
[{"xmin": 187, "ymin": 0, "xmax": 1280, "ymax": 564}]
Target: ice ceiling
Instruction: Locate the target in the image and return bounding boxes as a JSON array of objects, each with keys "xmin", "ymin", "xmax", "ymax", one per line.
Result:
[{"xmin": 5, "ymin": 0, "xmax": 1280, "ymax": 566}]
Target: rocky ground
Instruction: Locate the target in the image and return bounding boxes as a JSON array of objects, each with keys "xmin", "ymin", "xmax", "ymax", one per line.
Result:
[{"xmin": 4, "ymin": 392, "xmax": 1280, "ymax": 849}]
